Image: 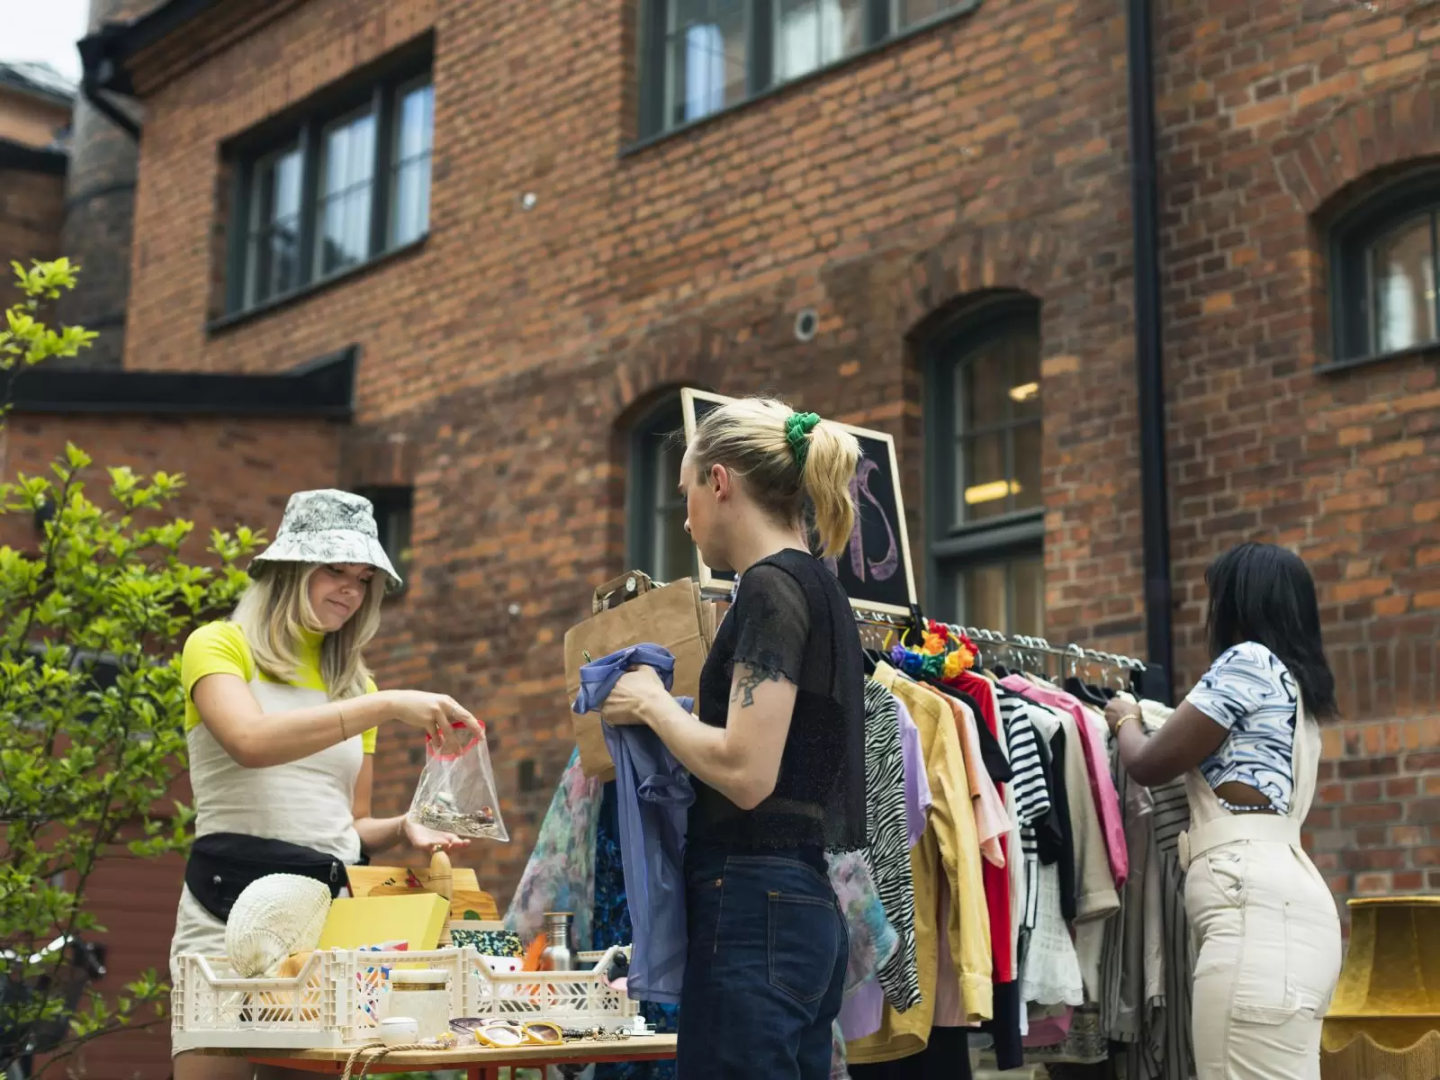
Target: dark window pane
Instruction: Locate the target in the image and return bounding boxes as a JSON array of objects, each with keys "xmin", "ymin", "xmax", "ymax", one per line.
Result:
[
  {"xmin": 960, "ymin": 347, "xmax": 1010, "ymax": 433},
  {"xmin": 652, "ymin": 429, "xmax": 692, "ymax": 581},
  {"xmin": 389, "ymin": 80, "xmax": 434, "ymax": 247},
  {"xmin": 245, "ymin": 146, "xmax": 301, "ymax": 306},
  {"xmin": 960, "ymin": 563, "xmax": 1007, "ymax": 633},
  {"xmin": 668, "ymin": 0, "xmax": 747, "ymax": 127},
  {"xmin": 1371, "ymin": 213, "xmax": 1438, "ymax": 355},
  {"xmin": 1009, "ymin": 331, "xmax": 1042, "ymax": 420},
  {"xmin": 315, "ymin": 109, "xmax": 376, "ymax": 277},
  {"xmin": 949, "ymin": 553, "xmax": 1045, "ymax": 636},
  {"xmin": 961, "ymin": 430, "xmax": 1006, "ymax": 523},
  {"xmin": 1013, "ymin": 421, "xmax": 1042, "ymax": 513},
  {"xmin": 631, "ymin": 399, "xmax": 692, "ymax": 581},
  {"xmin": 1012, "ymin": 554, "xmax": 1045, "ymax": 637},
  {"xmin": 775, "ymin": 0, "xmax": 867, "ymax": 82}
]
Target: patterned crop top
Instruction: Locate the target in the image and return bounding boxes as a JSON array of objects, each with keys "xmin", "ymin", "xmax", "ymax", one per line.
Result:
[{"xmin": 1186, "ymin": 641, "xmax": 1299, "ymax": 814}]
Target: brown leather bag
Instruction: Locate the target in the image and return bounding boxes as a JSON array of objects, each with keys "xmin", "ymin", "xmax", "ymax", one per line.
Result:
[{"xmin": 564, "ymin": 573, "xmax": 717, "ymax": 780}]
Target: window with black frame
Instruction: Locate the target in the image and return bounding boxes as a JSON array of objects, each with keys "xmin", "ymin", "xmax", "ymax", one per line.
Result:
[
  {"xmin": 226, "ymin": 55, "xmax": 434, "ymax": 317},
  {"xmin": 926, "ymin": 298, "xmax": 1044, "ymax": 637},
  {"xmin": 1331, "ymin": 173, "xmax": 1440, "ymax": 366},
  {"xmin": 351, "ymin": 486, "xmax": 413, "ymax": 595},
  {"xmin": 627, "ymin": 396, "xmax": 695, "ymax": 583},
  {"xmin": 638, "ymin": 0, "xmax": 976, "ymax": 138}
]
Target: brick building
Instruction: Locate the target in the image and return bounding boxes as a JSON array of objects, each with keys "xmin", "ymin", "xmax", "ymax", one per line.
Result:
[
  {"xmin": 0, "ymin": 62, "xmax": 73, "ymax": 310},
  {"xmin": 4, "ymin": 0, "xmax": 1432, "ymax": 1071}
]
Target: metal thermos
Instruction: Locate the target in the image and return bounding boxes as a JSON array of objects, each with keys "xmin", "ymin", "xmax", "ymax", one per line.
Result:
[{"xmin": 540, "ymin": 911, "xmax": 575, "ymax": 971}]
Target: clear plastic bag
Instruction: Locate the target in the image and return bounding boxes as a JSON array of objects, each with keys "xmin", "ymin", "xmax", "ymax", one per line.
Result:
[{"xmin": 407, "ymin": 722, "xmax": 510, "ymax": 841}]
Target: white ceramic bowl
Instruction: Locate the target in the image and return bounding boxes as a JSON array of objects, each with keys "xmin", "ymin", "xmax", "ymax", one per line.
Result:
[{"xmin": 378, "ymin": 1016, "xmax": 419, "ymax": 1047}]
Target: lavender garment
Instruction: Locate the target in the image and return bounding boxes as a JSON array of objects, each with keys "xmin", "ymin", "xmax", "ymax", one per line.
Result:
[
  {"xmin": 898, "ymin": 698, "xmax": 933, "ymax": 845},
  {"xmin": 838, "ymin": 695, "xmax": 935, "ymax": 1041}
]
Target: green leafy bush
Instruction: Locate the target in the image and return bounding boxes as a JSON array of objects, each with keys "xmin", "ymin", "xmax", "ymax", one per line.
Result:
[{"xmin": 0, "ymin": 261, "xmax": 262, "ymax": 1074}]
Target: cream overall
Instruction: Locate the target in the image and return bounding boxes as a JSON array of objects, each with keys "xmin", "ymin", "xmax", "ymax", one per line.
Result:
[
  {"xmin": 1179, "ymin": 695, "xmax": 1342, "ymax": 1080},
  {"xmin": 170, "ymin": 676, "xmax": 364, "ymax": 1053}
]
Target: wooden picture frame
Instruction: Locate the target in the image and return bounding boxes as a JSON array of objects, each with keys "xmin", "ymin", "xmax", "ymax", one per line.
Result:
[{"xmin": 679, "ymin": 387, "xmax": 918, "ymax": 618}]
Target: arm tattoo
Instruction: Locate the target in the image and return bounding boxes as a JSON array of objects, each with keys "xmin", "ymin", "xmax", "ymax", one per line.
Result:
[{"xmin": 732, "ymin": 664, "xmax": 784, "ymax": 708}]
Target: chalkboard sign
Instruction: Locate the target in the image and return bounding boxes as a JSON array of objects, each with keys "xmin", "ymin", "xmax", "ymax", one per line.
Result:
[{"xmin": 680, "ymin": 389, "xmax": 918, "ymax": 618}]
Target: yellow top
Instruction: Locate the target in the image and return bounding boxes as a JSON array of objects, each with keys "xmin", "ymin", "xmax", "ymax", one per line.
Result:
[
  {"xmin": 181, "ymin": 621, "xmax": 378, "ymax": 753},
  {"xmin": 847, "ymin": 663, "xmax": 993, "ymax": 1065}
]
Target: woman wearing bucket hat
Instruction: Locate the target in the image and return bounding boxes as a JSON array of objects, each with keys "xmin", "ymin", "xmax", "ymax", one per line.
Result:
[{"xmin": 170, "ymin": 489, "xmax": 482, "ymax": 1079}]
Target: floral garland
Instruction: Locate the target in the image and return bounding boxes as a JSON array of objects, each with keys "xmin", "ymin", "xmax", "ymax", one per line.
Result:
[{"xmin": 888, "ymin": 619, "xmax": 977, "ymax": 681}]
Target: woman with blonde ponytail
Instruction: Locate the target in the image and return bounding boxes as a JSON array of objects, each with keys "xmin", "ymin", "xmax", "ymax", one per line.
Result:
[{"xmin": 603, "ymin": 398, "xmax": 868, "ymax": 1080}]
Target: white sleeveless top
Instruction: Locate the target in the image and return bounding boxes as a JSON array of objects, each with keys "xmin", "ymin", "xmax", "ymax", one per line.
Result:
[{"xmin": 186, "ymin": 674, "xmax": 364, "ymax": 864}]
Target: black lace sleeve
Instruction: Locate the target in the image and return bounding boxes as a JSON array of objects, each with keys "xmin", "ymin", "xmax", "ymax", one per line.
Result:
[{"xmin": 729, "ymin": 563, "xmax": 811, "ymax": 686}]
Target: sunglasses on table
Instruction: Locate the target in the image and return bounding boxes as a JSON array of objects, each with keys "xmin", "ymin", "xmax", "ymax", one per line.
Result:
[{"xmin": 450, "ymin": 1018, "xmax": 564, "ymax": 1047}]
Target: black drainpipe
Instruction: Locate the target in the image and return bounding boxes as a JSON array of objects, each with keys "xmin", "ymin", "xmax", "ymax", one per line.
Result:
[{"xmin": 1125, "ymin": 0, "xmax": 1175, "ymax": 704}]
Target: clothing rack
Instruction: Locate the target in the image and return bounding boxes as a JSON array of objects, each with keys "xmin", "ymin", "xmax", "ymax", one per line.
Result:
[
  {"xmin": 860, "ymin": 608, "xmax": 1147, "ymax": 674},
  {"xmin": 693, "ymin": 577, "xmax": 1149, "ymax": 680}
]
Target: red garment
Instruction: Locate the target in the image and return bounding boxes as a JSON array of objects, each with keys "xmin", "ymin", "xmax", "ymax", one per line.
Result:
[{"xmin": 953, "ymin": 672, "xmax": 1014, "ymax": 985}]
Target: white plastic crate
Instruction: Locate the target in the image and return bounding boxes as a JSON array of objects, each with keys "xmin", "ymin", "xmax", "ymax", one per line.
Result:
[
  {"xmin": 171, "ymin": 946, "xmax": 637, "ymax": 1052},
  {"xmin": 466, "ymin": 946, "xmax": 639, "ymax": 1024}
]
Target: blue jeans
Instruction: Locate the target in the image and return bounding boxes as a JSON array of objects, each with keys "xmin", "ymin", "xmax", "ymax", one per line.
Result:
[{"xmin": 676, "ymin": 850, "xmax": 848, "ymax": 1080}]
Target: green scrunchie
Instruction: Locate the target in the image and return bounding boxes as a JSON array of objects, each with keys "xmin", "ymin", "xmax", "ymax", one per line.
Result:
[{"xmin": 785, "ymin": 411, "xmax": 822, "ymax": 469}]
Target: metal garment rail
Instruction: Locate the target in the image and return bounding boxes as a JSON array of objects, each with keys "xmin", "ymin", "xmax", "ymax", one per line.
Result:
[
  {"xmin": 859, "ymin": 611, "xmax": 1148, "ymax": 674},
  {"xmin": 692, "ymin": 582, "xmax": 1146, "ymax": 676}
]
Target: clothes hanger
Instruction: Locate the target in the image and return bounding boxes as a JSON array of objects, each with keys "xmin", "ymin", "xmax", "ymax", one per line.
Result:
[{"xmin": 1063, "ymin": 643, "xmax": 1108, "ymax": 707}]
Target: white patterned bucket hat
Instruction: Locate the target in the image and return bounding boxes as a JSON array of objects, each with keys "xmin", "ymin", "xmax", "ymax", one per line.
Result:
[{"xmin": 251, "ymin": 489, "xmax": 402, "ymax": 588}]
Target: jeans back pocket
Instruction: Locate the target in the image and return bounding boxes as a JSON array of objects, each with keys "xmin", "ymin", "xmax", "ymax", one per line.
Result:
[{"xmin": 767, "ymin": 892, "xmax": 841, "ymax": 1006}]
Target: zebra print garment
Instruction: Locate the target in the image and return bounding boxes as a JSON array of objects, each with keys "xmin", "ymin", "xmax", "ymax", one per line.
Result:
[{"xmin": 862, "ymin": 680, "xmax": 922, "ymax": 1012}]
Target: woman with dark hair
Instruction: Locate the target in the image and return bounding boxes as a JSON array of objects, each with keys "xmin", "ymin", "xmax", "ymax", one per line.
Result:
[{"xmin": 1104, "ymin": 542, "xmax": 1342, "ymax": 1080}]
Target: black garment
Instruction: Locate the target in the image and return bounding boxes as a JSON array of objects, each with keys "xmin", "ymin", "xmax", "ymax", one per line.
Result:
[
  {"xmin": 691, "ymin": 549, "xmax": 867, "ymax": 853},
  {"xmin": 1048, "ymin": 726, "xmax": 1079, "ymax": 924},
  {"xmin": 1031, "ymin": 716, "xmax": 1066, "ymax": 869},
  {"xmin": 981, "ymin": 981, "xmax": 1025, "ymax": 1070},
  {"xmin": 185, "ymin": 833, "xmax": 347, "ymax": 922},
  {"xmin": 953, "ymin": 688, "xmax": 1014, "ymax": 786},
  {"xmin": 848, "ymin": 1027, "xmax": 975, "ymax": 1080}
]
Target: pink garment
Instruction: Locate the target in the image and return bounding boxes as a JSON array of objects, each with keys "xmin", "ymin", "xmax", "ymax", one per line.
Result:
[
  {"xmin": 1023, "ymin": 1006, "xmax": 1074, "ymax": 1048},
  {"xmin": 1000, "ymin": 677, "xmax": 1128, "ymax": 889},
  {"xmin": 931, "ymin": 885, "xmax": 966, "ymax": 1028},
  {"xmin": 944, "ymin": 695, "xmax": 1009, "ymax": 868}
]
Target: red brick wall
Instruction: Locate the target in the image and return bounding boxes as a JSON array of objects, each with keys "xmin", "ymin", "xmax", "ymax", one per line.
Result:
[
  {"xmin": 1151, "ymin": 0, "xmax": 1440, "ymax": 900},
  {"xmin": 111, "ymin": 0, "xmax": 1440, "ymax": 912},
  {"xmin": 0, "ymin": 166, "xmax": 65, "ymax": 308},
  {"xmin": 0, "ymin": 412, "xmax": 342, "ymax": 547}
]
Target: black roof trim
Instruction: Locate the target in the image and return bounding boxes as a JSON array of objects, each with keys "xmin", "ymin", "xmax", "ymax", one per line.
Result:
[
  {"xmin": 0, "ymin": 138, "xmax": 67, "ymax": 176},
  {"xmin": 79, "ymin": 0, "xmax": 221, "ymax": 96},
  {"xmin": 2, "ymin": 346, "xmax": 357, "ymax": 418}
]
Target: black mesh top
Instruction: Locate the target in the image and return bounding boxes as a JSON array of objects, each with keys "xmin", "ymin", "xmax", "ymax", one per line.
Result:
[{"xmin": 688, "ymin": 548, "xmax": 868, "ymax": 853}]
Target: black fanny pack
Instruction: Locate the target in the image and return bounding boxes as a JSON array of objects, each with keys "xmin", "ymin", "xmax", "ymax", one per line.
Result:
[{"xmin": 185, "ymin": 833, "xmax": 348, "ymax": 922}]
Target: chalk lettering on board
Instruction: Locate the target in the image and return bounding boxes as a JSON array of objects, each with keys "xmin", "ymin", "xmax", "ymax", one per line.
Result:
[{"xmin": 822, "ymin": 458, "xmax": 900, "ymax": 584}]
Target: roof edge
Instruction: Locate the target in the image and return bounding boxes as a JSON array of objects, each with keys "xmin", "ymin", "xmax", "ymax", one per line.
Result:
[
  {"xmin": 2, "ymin": 346, "xmax": 357, "ymax": 418},
  {"xmin": 0, "ymin": 138, "xmax": 67, "ymax": 175}
]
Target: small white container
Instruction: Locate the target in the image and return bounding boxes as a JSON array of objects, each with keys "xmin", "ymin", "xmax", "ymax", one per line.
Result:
[
  {"xmin": 387, "ymin": 969, "xmax": 451, "ymax": 1041},
  {"xmin": 378, "ymin": 1016, "xmax": 418, "ymax": 1047}
]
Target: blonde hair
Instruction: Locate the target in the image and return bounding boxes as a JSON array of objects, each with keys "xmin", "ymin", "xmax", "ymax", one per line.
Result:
[
  {"xmin": 690, "ymin": 397, "xmax": 861, "ymax": 558},
  {"xmin": 230, "ymin": 562, "xmax": 383, "ymax": 700}
]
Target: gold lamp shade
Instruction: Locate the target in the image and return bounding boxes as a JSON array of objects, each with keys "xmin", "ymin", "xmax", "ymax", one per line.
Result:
[{"xmin": 1321, "ymin": 896, "xmax": 1440, "ymax": 1080}]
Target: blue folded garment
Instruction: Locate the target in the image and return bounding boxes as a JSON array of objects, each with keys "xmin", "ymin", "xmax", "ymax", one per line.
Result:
[
  {"xmin": 573, "ymin": 645, "xmax": 693, "ymax": 1004},
  {"xmin": 572, "ymin": 642, "xmax": 693, "ymax": 716}
]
